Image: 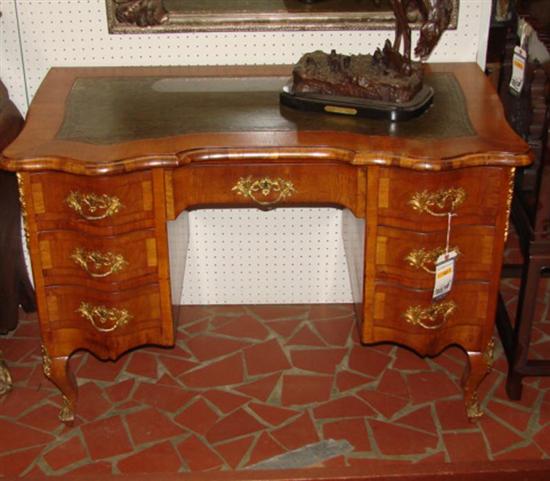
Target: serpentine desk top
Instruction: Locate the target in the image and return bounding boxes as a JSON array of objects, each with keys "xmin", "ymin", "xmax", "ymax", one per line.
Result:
[{"xmin": 1, "ymin": 63, "xmax": 530, "ymax": 174}]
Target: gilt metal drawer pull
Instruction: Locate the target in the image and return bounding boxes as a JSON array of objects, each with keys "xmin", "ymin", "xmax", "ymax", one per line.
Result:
[
  {"xmin": 403, "ymin": 300, "xmax": 457, "ymax": 330},
  {"xmin": 71, "ymin": 248, "xmax": 128, "ymax": 278},
  {"xmin": 405, "ymin": 247, "xmax": 460, "ymax": 274},
  {"xmin": 66, "ymin": 191, "xmax": 122, "ymax": 220},
  {"xmin": 409, "ymin": 188, "xmax": 466, "ymax": 216},
  {"xmin": 77, "ymin": 302, "xmax": 132, "ymax": 333},
  {"xmin": 232, "ymin": 176, "xmax": 296, "ymax": 206}
]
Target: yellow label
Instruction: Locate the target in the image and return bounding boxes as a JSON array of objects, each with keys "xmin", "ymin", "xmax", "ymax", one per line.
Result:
[{"xmin": 324, "ymin": 105, "xmax": 358, "ymax": 116}]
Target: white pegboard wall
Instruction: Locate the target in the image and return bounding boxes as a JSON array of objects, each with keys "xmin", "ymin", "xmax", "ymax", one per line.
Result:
[
  {"xmin": 179, "ymin": 208, "xmax": 352, "ymax": 305},
  {"xmin": 0, "ymin": 0, "xmax": 492, "ymax": 304}
]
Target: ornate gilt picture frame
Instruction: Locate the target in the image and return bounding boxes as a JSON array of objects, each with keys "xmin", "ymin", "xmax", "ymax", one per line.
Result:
[{"xmin": 107, "ymin": 0, "xmax": 459, "ymax": 34}]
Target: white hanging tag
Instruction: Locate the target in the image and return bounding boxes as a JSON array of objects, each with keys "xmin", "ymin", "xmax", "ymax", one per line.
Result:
[
  {"xmin": 509, "ymin": 45, "xmax": 527, "ymax": 96},
  {"xmin": 433, "ymin": 250, "xmax": 458, "ymax": 300}
]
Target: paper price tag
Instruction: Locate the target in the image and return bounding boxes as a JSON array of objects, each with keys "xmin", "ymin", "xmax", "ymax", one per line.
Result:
[
  {"xmin": 509, "ymin": 46, "xmax": 527, "ymax": 96},
  {"xmin": 433, "ymin": 250, "xmax": 458, "ymax": 300}
]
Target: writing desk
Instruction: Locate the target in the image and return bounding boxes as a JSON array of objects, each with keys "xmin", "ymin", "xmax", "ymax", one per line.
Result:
[{"xmin": 1, "ymin": 63, "xmax": 530, "ymax": 423}]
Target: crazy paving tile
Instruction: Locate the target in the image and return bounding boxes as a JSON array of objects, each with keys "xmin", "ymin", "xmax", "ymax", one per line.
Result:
[
  {"xmin": 126, "ymin": 407, "xmax": 183, "ymax": 445},
  {"xmin": 246, "ymin": 431, "xmax": 286, "ymax": 467},
  {"xmin": 124, "ymin": 352, "xmax": 159, "ymax": 379},
  {"xmin": 248, "ymin": 402, "xmax": 301, "ymax": 427},
  {"xmin": 480, "ymin": 415, "xmax": 526, "ymax": 455},
  {"xmin": 443, "ymin": 431, "xmax": 490, "ymax": 462},
  {"xmin": 393, "ymin": 406, "xmax": 437, "ymax": 434},
  {"xmin": 280, "ymin": 374, "xmax": 333, "ymax": 406},
  {"xmin": 43, "ymin": 435, "xmax": 87, "ymax": 471},
  {"xmin": 286, "ymin": 324, "xmax": 327, "ymax": 347},
  {"xmin": 0, "ymin": 446, "xmax": 43, "ymax": 477},
  {"xmin": 0, "ymin": 386, "xmax": 51, "ymax": 418},
  {"xmin": 16, "ymin": 402, "xmax": 64, "ymax": 433},
  {"xmin": 356, "ymin": 389, "xmax": 409, "ymax": 419},
  {"xmin": 0, "ymin": 418, "xmax": 54, "ymax": 452},
  {"xmin": 234, "ymin": 373, "xmax": 281, "ymax": 402},
  {"xmin": 177, "ymin": 435, "xmax": 225, "ymax": 471},
  {"xmin": 348, "ymin": 345, "xmax": 393, "ymax": 378},
  {"xmin": 77, "ymin": 353, "xmax": 127, "ymax": 382},
  {"xmin": 270, "ymin": 412, "xmax": 320, "ymax": 451},
  {"xmin": 313, "ymin": 395, "xmax": 376, "ymax": 419},
  {"xmin": 406, "ymin": 371, "xmax": 461, "ymax": 404},
  {"xmin": 321, "ymin": 418, "xmax": 371, "ymax": 452},
  {"xmin": 186, "ymin": 334, "xmax": 252, "ymax": 362},
  {"xmin": 486, "ymin": 399, "xmax": 534, "ymax": 433},
  {"xmin": 2, "ymin": 295, "xmax": 550, "ymax": 475},
  {"xmin": 213, "ymin": 315, "xmax": 270, "ymax": 341},
  {"xmin": 336, "ymin": 370, "xmax": 374, "ymax": 392},
  {"xmin": 534, "ymin": 424, "xmax": 550, "ymax": 456},
  {"xmin": 118, "ymin": 440, "xmax": 182, "ymax": 473},
  {"xmin": 202, "ymin": 389, "xmax": 250, "ymax": 414},
  {"xmin": 80, "ymin": 415, "xmax": 133, "ymax": 460},
  {"xmin": 76, "ymin": 382, "xmax": 112, "ymax": 421},
  {"xmin": 206, "ymin": 407, "xmax": 266, "ymax": 444},
  {"xmin": 264, "ymin": 319, "xmax": 303, "ymax": 338},
  {"xmin": 105, "ymin": 378, "xmax": 135, "ymax": 404},
  {"xmin": 243, "ymin": 339, "xmax": 291, "ymax": 376},
  {"xmin": 214, "ymin": 435, "xmax": 255, "ymax": 469},
  {"xmin": 392, "ymin": 348, "xmax": 432, "ymax": 371},
  {"xmin": 133, "ymin": 380, "xmax": 195, "ymax": 413},
  {"xmin": 435, "ymin": 398, "xmax": 477, "ymax": 431},
  {"xmin": 289, "ymin": 348, "xmax": 347, "ymax": 374},
  {"xmin": 313, "ymin": 317, "xmax": 354, "ymax": 347},
  {"xmin": 174, "ymin": 398, "xmax": 220, "ymax": 435},
  {"xmin": 369, "ymin": 419, "xmax": 438, "ymax": 456},
  {"xmin": 159, "ymin": 356, "xmax": 199, "ymax": 377},
  {"xmin": 494, "ymin": 443, "xmax": 546, "ymax": 461},
  {"xmin": 180, "ymin": 353, "xmax": 244, "ymax": 388}
]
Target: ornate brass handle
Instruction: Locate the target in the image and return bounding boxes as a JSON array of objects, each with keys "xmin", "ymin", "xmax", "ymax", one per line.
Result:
[
  {"xmin": 409, "ymin": 188, "xmax": 466, "ymax": 217},
  {"xmin": 405, "ymin": 247, "xmax": 460, "ymax": 274},
  {"xmin": 77, "ymin": 302, "xmax": 132, "ymax": 333},
  {"xmin": 66, "ymin": 191, "xmax": 122, "ymax": 220},
  {"xmin": 403, "ymin": 300, "xmax": 457, "ymax": 330},
  {"xmin": 71, "ymin": 248, "xmax": 128, "ymax": 278},
  {"xmin": 232, "ymin": 176, "xmax": 296, "ymax": 206}
]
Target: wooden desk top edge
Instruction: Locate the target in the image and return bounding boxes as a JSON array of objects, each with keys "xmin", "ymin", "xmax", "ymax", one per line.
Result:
[{"xmin": 1, "ymin": 63, "xmax": 531, "ymax": 175}]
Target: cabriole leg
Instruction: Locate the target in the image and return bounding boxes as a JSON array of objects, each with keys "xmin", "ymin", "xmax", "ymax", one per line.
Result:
[
  {"xmin": 42, "ymin": 346, "xmax": 77, "ymax": 423},
  {"xmin": 462, "ymin": 339, "xmax": 495, "ymax": 421}
]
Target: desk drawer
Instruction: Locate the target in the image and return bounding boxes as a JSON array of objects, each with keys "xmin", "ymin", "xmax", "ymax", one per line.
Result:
[
  {"xmin": 28, "ymin": 171, "xmax": 155, "ymax": 231},
  {"xmin": 171, "ymin": 162, "xmax": 361, "ymax": 215},
  {"xmin": 376, "ymin": 167, "xmax": 506, "ymax": 231},
  {"xmin": 43, "ymin": 284, "xmax": 170, "ymax": 359},
  {"xmin": 375, "ymin": 225, "xmax": 496, "ymax": 288},
  {"xmin": 37, "ymin": 229, "xmax": 160, "ymax": 288},
  {"xmin": 368, "ymin": 282, "xmax": 488, "ymax": 353}
]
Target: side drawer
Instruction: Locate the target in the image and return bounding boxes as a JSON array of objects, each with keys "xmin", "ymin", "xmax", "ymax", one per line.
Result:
[
  {"xmin": 376, "ymin": 166, "xmax": 506, "ymax": 231},
  {"xmin": 170, "ymin": 162, "xmax": 361, "ymax": 216},
  {"xmin": 28, "ymin": 170, "xmax": 155, "ymax": 231},
  {"xmin": 37, "ymin": 229, "xmax": 160, "ymax": 288},
  {"xmin": 365, "ymin": 282, "xmax": 490, "ymax": 354},
  {"xmin": 43, "ymin": 284, "xmax": 171, "ymax": 359},
  {"xmin": 375, "ymin": 224, "xmax": 497, "ymax": 288}
]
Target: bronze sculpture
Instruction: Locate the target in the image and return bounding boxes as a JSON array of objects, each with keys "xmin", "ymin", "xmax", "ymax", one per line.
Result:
[{"xmin": 283, "ymin": 0, "xmax": 454, "ymax": 118}]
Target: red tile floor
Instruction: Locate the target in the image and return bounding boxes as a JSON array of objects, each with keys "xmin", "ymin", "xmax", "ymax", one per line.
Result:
[{"xmin": 1, "ymin": 247, "xmax": 550, "ymax": 477}]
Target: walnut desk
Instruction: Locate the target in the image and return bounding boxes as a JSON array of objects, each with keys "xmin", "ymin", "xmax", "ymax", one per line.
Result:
[{"xmin": 0, "ymin": 64, "xmax": 530, "ymax": 423}]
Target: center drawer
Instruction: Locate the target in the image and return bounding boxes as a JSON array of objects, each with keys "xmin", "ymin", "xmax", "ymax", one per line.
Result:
[{"xmin": 170, "ymin": 162, "xmax": 361, "ymax": 216}]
